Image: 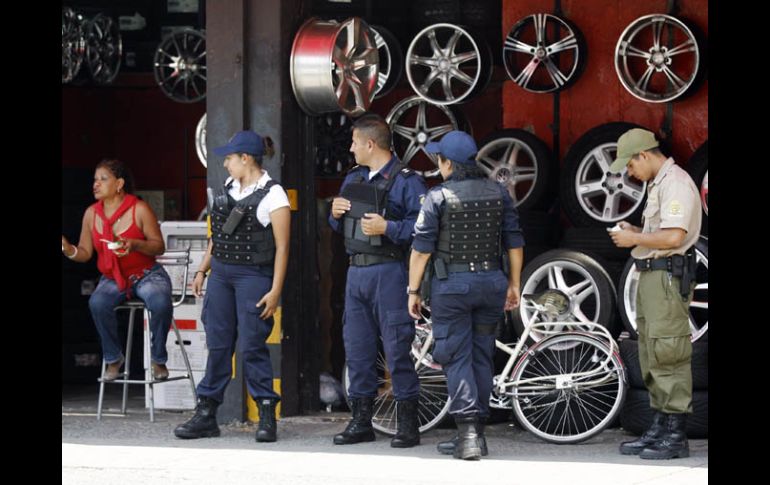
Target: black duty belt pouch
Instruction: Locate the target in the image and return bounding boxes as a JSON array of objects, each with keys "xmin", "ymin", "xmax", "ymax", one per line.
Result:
[{"xmin": 221, "ymin": 206, "xmax": 246, "ymax": 235}]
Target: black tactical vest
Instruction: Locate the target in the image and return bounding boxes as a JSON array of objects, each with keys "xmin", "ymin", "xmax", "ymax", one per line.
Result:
[
  {"xmin": 211, "ymin": 180, "xmax": 278, "ymax": 266},
  {"xmin": 340, "ymin": 163, "xmax": 412, "ymax": 260},
  {"xmin": 436, "ymin": 178, "xmax": 504, "ymax": 264}
]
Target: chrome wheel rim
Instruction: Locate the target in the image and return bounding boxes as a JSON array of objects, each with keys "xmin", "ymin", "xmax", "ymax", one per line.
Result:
[
  {"xmin": 62, "ymin": 7, "xmax": 85, "ymax": 83},
  {"xmin": 195, "ymin": 113, "xmax": 207, "ymax": 167},
  {"xmin": 476, "ymin": 135, "xmax": 539, "ymax": 207},
  {"xmin": 615, "ymin": 14, "xmax": 701, "ymax": 103},
  {"xmin": 85, "ymin": 13, "xmax": 122, "ymax": 85},
  {"xmin": 154, "ymin": 28, "xmax": 207, "ymax": 103}
]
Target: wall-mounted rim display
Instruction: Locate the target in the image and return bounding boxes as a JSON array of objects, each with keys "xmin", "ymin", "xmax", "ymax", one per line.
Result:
[
  {"xmin": 195, "ymin": 113, "xmax": 207, "ymax": 168},
  {"xmin": 615, "ymin": 14, "xmax": 703, "ymax": 103},
  {"xmin": 154, "ymin": 28, "xmax": 207, "ymax": 103},
  {"xmin": 386, "ymin": 95, "xmax": 462, "ymax": 178},
  {"xmin": 406, "ymin": 23, "xmax": 492, "ymax": 105},
  {"xmin": 561, "ymin": 122, "xmax": 648, "ymax": 227},
  {"xmin": 370, "ymin": 25, "xmax": 403, "ymax": 99},
  {"xmin": 503, "ymin": 13, "xmax": 586, "ymax": 93},
  {"xmin": 85, "ymin": 13, "xmax": 122, "ymax": 85},
  {"xmin": 62, "ymin": 7, "xmax": 85, "ymax": 84},
  {"xmin": 475, "ymin": 129, "xmax": 553, "ymax": 210},
  {"xmin": 315, "ymin": 113, "xmax": 356, "ymax": 176},
  {"xmin": 291, "ymin": 17, "xmax": 379, "ymax": 117}
]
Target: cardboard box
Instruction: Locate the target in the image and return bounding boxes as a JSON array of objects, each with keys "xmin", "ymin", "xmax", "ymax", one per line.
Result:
[
  {"xmin": 143, "ymin": 328, "xmax": 208, "ymax": 371},
  {"xmin": 144, "ymin": 369, "xmax": 206, "ymax": 410}
]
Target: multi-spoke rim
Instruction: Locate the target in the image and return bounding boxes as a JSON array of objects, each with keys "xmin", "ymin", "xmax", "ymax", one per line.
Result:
[
  {"xmin": 195, "ymin": 113, "xmax": 207, "ymax": 167},
  {"xmin": 153, "ymin": 28, "xmax": 206, "ymax": 103},
  {"xmin": 406, "ymin": 23, "xmax": 484, "ymax": 105},
  {"xmin": 519, "ymin": 260, "xmax": 606, "ymax": 345},
  {"xmin": 291, "ymin": 17, "xmax": 379, "ymax": 116},
  {"xmin": 85, "ymin": 13, "xmax": 122, "ymax": 85},
  {"xmin": 503, "ymin": 13, "xmax": 584, "ymax": 93},
  {"xmin": 62, "ymin": 7, "xmax": 85, "ymax": 83},
  {"xmin": 615, "ymin": 14, "xmax": 701, "ymax": 103},
  {"xmin": 386, "ymin": 95, "xmax": 460, "ymax": 177},
  {"xmin": 574, "ymin": 142, "xmax": 646, "ymax": 223},
  {"xmin": 700, "ymin": 170, "xmax": 708, "ymax": 215},
  {"xmin": 315, "ymin": 113, "xmax": 355, "ymax": 176},
  {"xmin": 476, "ymin": 136, "xmax": 539, "ymax": 207}
]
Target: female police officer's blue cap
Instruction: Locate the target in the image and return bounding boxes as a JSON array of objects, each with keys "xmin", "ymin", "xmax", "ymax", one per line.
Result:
[
  {"xmin": 212, "ymin": 130, "xmax": 265, "ymax": 157},
  {"xmin": 425, "ymin": 130, "xmax": 478, "ymax": 165}
]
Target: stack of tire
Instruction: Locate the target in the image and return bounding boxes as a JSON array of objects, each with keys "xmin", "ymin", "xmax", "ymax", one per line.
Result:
[{"xmin": 618, "ymin": 336, "xmax": 709, "ymax": 438}]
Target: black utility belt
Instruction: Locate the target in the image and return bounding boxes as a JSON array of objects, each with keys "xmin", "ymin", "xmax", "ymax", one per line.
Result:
[
  {"xmin": 634, "ymin": 253, "xmax": 691, "ymax": 274},
  {"xmin": 349, "ymin": 253, "xmax": 401, "ymax": 267},
  {"xmin": 447, "ymin": 260, "xmax": 500, "ymax": 273}
]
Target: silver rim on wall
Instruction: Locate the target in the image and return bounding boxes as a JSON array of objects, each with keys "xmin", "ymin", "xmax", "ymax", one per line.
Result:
[
  {"xmin": 503, "ymin": 13, "xmax": 584, "ymax": 93},
  {"xmin": 386, "ymin": 95, "xmax": 460, "ymax": 177},
  {"xmin": 195, "ymin": 113, "xmax": 207, "ymax": 168},
  {"xmin": 406, "ymin": 23, "xmax": 488, "ymax": 105},
  {"xmin": 291, "ymin": 17, "xmax": 379, "ymax": 117},
  {"xmin": 154, "ymin": 29, "xmax": 207, "ymax": 103},
  {"xmin": 62, "ymin": 7, "xmax": 85, "ymax": 83},
  {"xmin": 615, "ymin": 14, "xmax": 701, "ymax": 103}
]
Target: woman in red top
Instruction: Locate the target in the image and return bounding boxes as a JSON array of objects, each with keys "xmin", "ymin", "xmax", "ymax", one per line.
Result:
[{"xmin": 61, "ymin": 159, "xmax": 173, "ymax": 382}]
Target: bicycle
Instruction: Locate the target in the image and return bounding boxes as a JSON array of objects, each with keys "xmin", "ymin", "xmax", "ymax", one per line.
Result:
[{"xmin": 343, "ymin": 289, "xmax": 627, "ymax": 444}]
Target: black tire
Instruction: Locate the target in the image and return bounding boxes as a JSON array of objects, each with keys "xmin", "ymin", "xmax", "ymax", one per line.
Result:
[
  {"xmin": 560, "ymin": 227, "xmax": 633, "ymax": 263},
  {"xmin": 686, "ymin": 140, "xmax": 708, "ymax": 236},
  {"xmin": 620, "ymin": 338, "xmax": 708, "ymax": 391},
  {"xmin": 618, "ymin": 237, "xmax": 708, "ymax": 343},
  {"xmin": 561, "ymin": 122, "xmax": 647, "ymax": 227},
  {"xmin": 476, "ymin": 129, "xmax": 555, "ymax": 211},
  {"xmin": 511, "ymin": 249, "xmax": 617, "ymax": 343},
  {"xmin": 620, "ymin": 387, "xmax": 708, "ymax": 439},
  {"xmin": 410, "ymin": 0, "xmax": 461, "ymax": 31},
  {"xmin": 371, "ymin": 25, "xmax": 404, "ymax": 99},
  {"xmin": 314, "ymin": 113, "xmax": 355, "ymax": 176}
]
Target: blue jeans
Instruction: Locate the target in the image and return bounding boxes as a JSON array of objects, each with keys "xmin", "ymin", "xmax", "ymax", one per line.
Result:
[{"xmin": 88, "ymin": 264, "xmax": 173, "ymax": 365}]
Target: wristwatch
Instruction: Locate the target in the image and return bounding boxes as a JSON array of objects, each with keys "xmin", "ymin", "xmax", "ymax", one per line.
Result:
[{"xmin": 406, "ymin": 287, "xmax": 420, "ymax": 295}]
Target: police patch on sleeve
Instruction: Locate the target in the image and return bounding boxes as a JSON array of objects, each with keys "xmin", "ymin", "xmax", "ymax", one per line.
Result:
[
  {"xmin": 419, "ymin": 193, "xmax": 426, "ymax": 205},
  {"xmin": 416, "ymin": 210, "xmax": 425, "ymax": 227},
  {"xmin": 668, "ymin": 200, "xmax": 683, "ymax": 217}
]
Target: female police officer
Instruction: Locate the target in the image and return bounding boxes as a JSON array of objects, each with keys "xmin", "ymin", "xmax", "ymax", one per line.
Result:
[
  {"xmin": 407, "ymin": 130, "xmax": 524, "ymax": 460},
  {"xmin": 174, "ymin": 130, "xmax": 290, "ymax": 443}
]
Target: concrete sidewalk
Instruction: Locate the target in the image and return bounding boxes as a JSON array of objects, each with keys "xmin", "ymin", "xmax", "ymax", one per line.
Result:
[{"xmin": 62, "ymin": 385, "xmax": 707, "ymax": 485}]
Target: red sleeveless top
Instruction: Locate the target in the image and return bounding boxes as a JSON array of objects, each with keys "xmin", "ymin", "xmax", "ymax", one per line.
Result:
[{"xmin": 91, "ymin": 194, "xmax": 156, "ymax": 293}]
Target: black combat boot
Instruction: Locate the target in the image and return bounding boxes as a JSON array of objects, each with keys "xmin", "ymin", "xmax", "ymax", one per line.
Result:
[
  {"xmin": 619, "ymin": 411, "xmax": 667, "ymax": 455},
  {"xmin": 390, "ymin": 400, "xmax": 420, "ymax": 448},
  {"xmin": 256, "ymin": 398, "xmax": 278, "ymax": 442},
  {"xmin": 174, "ymin": 396, "xmax": 221, "ymax": 439},
  {"xmin": 640, "ymin": 413, "xmax": 690, "ymax": 460},
  {"xmin": 437, "ymin": 418, "xmax": 488, "ymax": 456},
  {"xmin": 453, "ymin": 416, "xmax": 483, "ymax": 460},
  {"xmin": 333, "ymin": 397, "xmax": 376, "ymax": 445}
]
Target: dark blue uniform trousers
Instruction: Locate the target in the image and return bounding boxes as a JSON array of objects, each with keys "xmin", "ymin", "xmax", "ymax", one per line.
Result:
[
  {"xmin": 344, "ymin": 261, "xmax": 420, "ymax": 401},
  {"xmin": 197, "ymin": 259, "xmax": 280, "ymax": 404},
  {"xmin": 430, "ymin": 270, "xmax": 508, "ymax": 418}
]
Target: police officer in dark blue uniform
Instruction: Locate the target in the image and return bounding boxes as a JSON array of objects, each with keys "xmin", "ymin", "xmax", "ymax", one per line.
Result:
[
  {"xmin": 174, "ymin": 130, "xmax": 291, "ymax": 443},
  {"xmin": 407, "ymin": 130, "xmax": 524, "ymax": 460},
  {"xmin": 329, "ymin": 113, "xmax": 427, "ymax": 448}
]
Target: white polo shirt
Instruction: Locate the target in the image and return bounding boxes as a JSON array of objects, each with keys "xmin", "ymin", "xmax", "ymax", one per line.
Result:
[{"xmin": 225, "ymin": 171, "xmax": 290, "ymax": 227}]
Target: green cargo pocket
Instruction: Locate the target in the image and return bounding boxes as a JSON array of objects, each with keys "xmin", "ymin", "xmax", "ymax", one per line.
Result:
[{"xmin": 651, "ymin": 335, "xmax": 692, "ymax": 367}]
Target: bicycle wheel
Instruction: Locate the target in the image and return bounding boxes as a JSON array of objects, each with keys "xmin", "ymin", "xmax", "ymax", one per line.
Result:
[
  {"xmin": 342, "ymin": 317, "xmax": 451, "ymax": 436},
  {"xmin": 510, "ymin": 334, "xmax": 626, "ymax": 443}
]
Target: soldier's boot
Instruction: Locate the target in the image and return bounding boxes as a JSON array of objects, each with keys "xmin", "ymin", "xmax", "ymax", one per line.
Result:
[
  {"xmin": 333, "ymin": 397, "xmax": 376, "ymax": 445},
  {"xmin": 453, "ymin": 416, "xmax": 483, "ymax": 460},
  {"xmin": 255, "ymin": 398, "xmax": 278, "ymax": 442},
  {"xmin": 640, "ymin": 413, "xmax": 690, "ymax": 460},
  {"xmin": 390, "ymin": 399, "xmax": 420, "ymax": 448},
  {"xmin": 437, "ymin": 419, "xmax": 488, "ymax": 456},
  {"xmin": 619, "ymin": 410, "xmax": 667, "ymax": 455},
  {"xmin": 173, "ymin": 396, "xmax": 221, "ymax": 439}
]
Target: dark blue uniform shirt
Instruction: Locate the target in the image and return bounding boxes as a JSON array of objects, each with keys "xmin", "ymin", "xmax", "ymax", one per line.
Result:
[
  {"xmin": 329, "ymin": 155, "xmax": 427, "ymax": 253},
  {"xmin": 412, "ymin": 175, "xmax": 525, "ymax": 254}
]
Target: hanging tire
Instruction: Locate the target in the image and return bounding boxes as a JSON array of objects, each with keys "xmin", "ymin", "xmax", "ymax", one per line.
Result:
[
  {"xmin": 475, "ymin": 129, "xmax": 554, "ymax": 211},
  {"xmin": 619, "ymin": 338, "xmax": 708, "ymax": 391},
  {"xmin": 618, "ymin": 236, "xmax": 708, "ymax": 342},
  {"xmin": 620, "ymin": 387, "xmax": 708, "ymax": 439},
  {"xmin": 686, "ymin": 140, "xmax": 708, "ymax": 236},
  {"xmin": 561, "ymin": 122, "xmax": 648, "ymax": 227},
  {"xmin": 510, "ymin": 249, "xmax": 617, "ymax": 343},
  {"xmin": 560, "ymin": 227, "xmax": 633, "ymax": 263},
  {"xmin": 370, "ymin": 25, "xmax": 403, "ymax": 99}
]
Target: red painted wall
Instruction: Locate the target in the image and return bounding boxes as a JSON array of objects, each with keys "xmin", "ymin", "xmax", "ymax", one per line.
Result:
[
  {"xmin": 502, "ymin": 0, "xmax": 707, "ymax": 162},
  {"xmin": 62, "ymin": 73, "xmax": 207, "ymax": 219}
]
